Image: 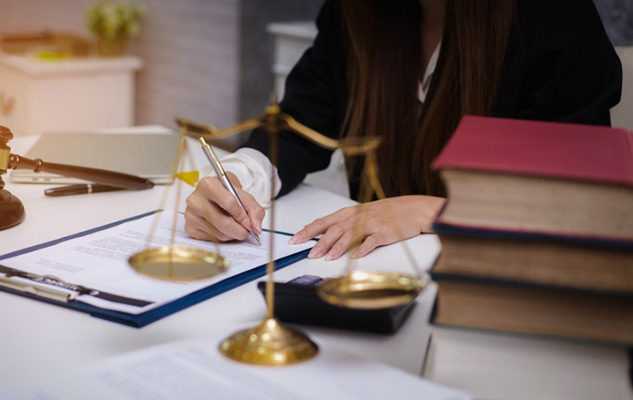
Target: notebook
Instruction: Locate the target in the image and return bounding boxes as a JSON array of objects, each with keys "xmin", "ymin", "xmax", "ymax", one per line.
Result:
[{"xmin": 10, "ymin": 131, "xmax": 182, "ymax": 184}]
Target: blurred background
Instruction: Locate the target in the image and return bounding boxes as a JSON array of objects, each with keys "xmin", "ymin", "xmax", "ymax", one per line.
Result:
[{"xmin": 0, "ymin": 0, "xmax": 631, "ymax": 150}]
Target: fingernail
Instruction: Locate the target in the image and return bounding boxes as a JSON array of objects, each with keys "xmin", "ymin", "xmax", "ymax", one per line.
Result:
[
  {"xmin": 240, "ymin": 218, "xmax": 252, "ymax": 230},
  {"xmin": 288, "ymin": 236, "xmax": 296, "ymax": 245},
  {"xmin": 307, "ymin": 248, "xmax": 321, "ymax": 259},
  {"xmin": 289, "ymin": 234, "xmax": 302, "ymax": 244},
  {"xmin": 325, "ymin": 251, "xmax": 339, "ymax": 261}
]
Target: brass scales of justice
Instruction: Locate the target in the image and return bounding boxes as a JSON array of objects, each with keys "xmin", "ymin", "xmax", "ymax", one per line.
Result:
[
  {"xmin": 0, "ymin": 95, "xmax": 428, "ymax": 366},
  {"xmin": 128, "ymin": 96, "xmax": 428, "ymax": 366}
]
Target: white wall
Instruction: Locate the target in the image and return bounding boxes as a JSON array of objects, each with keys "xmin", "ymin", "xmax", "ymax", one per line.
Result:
[{"xmin": 0, "ymin": 0, "xmax": 240, "ymax": 147}]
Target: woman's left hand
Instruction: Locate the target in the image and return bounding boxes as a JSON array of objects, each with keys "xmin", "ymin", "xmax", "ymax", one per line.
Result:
[{"xmin": 288, "ymin": 195, "xmax": 446, "ymax": 260}]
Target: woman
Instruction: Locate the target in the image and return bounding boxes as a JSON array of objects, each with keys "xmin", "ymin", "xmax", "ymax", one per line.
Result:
[{"xmin": 185, "ymin": 0, "xmax": 622, "ymax": 260}]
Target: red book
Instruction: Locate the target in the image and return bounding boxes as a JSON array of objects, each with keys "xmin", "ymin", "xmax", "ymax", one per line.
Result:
[
  {"xmin": 433, "ymin": 116, "xmax": 633, "ymax": 185},
  {"xmin": 432, "ymin": 116, "xmax": 633, "ymax": 242}
]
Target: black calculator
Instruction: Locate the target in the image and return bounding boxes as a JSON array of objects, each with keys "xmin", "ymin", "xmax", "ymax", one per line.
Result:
[{"xmin": 257, "ymin": 275, "xmax": 416, "ymax": 334}]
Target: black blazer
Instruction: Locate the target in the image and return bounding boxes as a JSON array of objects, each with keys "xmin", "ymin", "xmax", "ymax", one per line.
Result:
[{"xmin": 242, "ymin": 0, "xmax": 622, "ymax": 198}]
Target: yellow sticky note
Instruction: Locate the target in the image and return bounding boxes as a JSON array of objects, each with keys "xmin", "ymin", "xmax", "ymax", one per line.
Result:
[{"xmin": 176, "ymin": 170, "xmax": 200, "ymax": 187}]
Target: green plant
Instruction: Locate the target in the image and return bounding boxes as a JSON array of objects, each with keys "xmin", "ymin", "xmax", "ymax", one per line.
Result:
[{"xmin": 85, "ymin": 0, "xmax": 145, "ymax": 41}]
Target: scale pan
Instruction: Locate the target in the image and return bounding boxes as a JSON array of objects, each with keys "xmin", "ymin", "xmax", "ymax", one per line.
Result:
[
  {"xmin": 129, "ymin": 245, "xmax": 229, "ymax": 281},
  {"xmin": 317, "ymin": 271, "xmax": 426, "ymax": 309}
]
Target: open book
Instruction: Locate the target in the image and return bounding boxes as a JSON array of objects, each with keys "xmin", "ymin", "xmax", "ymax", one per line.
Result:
[{"xmin": 0, "ymin": 210, "xmax": 314, "ymax": 327}]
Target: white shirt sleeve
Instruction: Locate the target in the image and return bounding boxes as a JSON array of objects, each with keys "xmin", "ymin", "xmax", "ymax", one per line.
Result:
[{"xmin": 219, "ymin": 147, "xmax": 282, "ymax": 208}]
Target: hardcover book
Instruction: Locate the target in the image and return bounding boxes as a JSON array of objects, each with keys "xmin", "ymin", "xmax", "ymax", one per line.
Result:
[
  {"xmin": 432, "ymin": 116, "xmax": 633, "ymax": 242},
  {"xmin": 430, "ymin": 272, "xmax": 633, "ymax": 345},
  {"xmin": 424, "ymin": 326, "xmax": 633, "ymax": 400},
  {"xmin": 431, "ymin": 223, "xmax": 633, "ymax": 292}
]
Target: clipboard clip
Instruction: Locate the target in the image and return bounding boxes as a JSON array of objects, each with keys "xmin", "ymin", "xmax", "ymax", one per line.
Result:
[
  {"xmin": 0, "ymin": 265, "xmax": 153, "ymax": 307},
  {"xmin": 0, "ymin": 274, "xmax": 77, "ymax": 303}
]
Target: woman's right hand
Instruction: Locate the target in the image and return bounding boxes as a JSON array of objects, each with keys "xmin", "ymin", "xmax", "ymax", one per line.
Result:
[{"xmin": 184, "ymin": 172, "xmax": 265, "ymax": 242}]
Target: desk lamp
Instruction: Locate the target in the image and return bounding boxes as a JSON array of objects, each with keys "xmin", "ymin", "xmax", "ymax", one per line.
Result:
[
  {"xmin": 0, "ymin": 125, "xmax": 154, "ymax": 230},
  {"xmin": 166, "ymin": 96, "xmax": 427, "ymax": 366}
]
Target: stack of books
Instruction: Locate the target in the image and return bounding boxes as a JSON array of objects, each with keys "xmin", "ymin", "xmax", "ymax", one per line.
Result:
[{"xmin": 429, "ymin": 116, "xmax": 633, "ymax": 344}]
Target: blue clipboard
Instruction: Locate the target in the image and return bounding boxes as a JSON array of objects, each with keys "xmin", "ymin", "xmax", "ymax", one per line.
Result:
[{"xmin": 0, "ymin": 211, "xmax": 311, "ymax": 328}]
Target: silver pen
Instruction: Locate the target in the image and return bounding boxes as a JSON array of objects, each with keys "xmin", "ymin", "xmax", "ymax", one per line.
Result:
[{"xmin": 198, "ymin": 137, "xmax": 261, "ymax": 246}]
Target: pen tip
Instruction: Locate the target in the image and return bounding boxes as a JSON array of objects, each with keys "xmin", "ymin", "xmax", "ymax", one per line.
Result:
[{"xmin": 255, "ymin": 236, "xmax": 261, "ymax": 246}]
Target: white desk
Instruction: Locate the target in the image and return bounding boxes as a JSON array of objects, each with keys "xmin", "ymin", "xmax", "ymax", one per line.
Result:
[
  {"xmin": 0, "ymin": 134, "xmax": 439, "ymax": 390},
  {"xmin": 2, "ymin": 134, "xmax": 632, "ymax": 399}
]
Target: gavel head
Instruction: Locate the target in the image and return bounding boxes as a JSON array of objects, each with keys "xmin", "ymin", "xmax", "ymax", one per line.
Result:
[
  {"xmin": 0, "ymin": 125, "xmax": 25, "ymax": 230},
  {"xmin": 0, "ymin": 125, "xmax": 13, "ymax": 185},
  {"xmin": 0, "ymin": 125, "xmax": 13, "ymax": 174}
]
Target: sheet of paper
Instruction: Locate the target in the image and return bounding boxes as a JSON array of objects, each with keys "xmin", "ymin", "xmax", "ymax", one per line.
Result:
[
  {"xmin": 0, "ymin": 210, "xmax": 313, "ymax": 314},
  {"xmin": 4, "ymin": 329, "xmax": 472, "ymax": 400}
]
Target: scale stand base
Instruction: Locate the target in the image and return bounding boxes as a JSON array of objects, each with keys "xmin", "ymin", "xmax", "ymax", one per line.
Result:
[{"xmin": 219, "ymin": 317, "xmax": 318, "ymax": 366}]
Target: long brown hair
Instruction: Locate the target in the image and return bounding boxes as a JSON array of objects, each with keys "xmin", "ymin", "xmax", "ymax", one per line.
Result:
[{"xmin": 342, "ymin": 0, "xmax": 515, "ymax": 198}]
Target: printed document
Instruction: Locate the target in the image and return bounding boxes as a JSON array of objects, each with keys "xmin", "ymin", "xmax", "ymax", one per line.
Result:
[
  {"xmin": 5, "ymin": 329, "xmax": 472, "ymax": 400},
  {"xmin": 0, "ymin": 210, "xmax": 313, "ymax": 314}
]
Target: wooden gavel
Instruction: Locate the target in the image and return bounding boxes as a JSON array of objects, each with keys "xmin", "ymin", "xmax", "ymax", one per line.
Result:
[
  {"xmin": 0, "ymin": 125, "xmax": 154, "ymax": 191},
  {"xmin": 0, "ymin": 125, "xmax": 153, "ymax": 230}
]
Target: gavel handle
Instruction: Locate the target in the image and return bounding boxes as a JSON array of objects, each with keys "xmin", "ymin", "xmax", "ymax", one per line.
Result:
[{"xmin": 8, "ymin": 154, "xmax": 154, "ymax": 190}]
